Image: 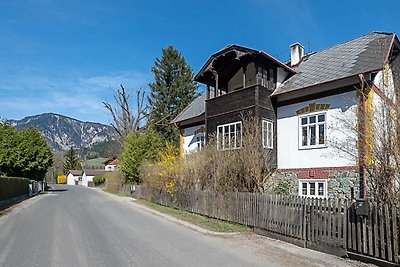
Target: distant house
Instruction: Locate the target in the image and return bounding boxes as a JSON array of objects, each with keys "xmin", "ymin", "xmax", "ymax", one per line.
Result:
[
  {"xmin": 82, "ymin": 169, "xmax": 106, "ymax": 187},
  {"xmin": 103, "ymin": 156, "xmax": 119, "ymax": 171},
  {"xmin": 67, "ymin": 170, "xmax": 83, "ymax": 185}
]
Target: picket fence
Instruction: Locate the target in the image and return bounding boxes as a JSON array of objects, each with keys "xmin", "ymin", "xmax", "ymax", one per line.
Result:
[{"xmin": 126, "ymin": 185, "xmax": 400, "ymax": 265}]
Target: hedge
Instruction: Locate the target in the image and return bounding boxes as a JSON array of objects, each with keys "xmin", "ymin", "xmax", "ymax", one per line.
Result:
[
  {"xmin": 93, "ymin": 175, "xmax": 106, "ymax": 185},
  {"xmin": 0, "ymin": 177, "xmax": 30, "ymax": 201}
]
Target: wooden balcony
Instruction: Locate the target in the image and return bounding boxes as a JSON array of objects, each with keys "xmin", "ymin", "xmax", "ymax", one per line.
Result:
[{"xmin": 206, "ymin": 84, "xmax": 274, "ymax": 118}]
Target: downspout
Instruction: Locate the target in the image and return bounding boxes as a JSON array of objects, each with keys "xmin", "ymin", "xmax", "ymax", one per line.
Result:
[{"xmin": 358, "ymin": 74, "xmax": 367, "ymax": 199}]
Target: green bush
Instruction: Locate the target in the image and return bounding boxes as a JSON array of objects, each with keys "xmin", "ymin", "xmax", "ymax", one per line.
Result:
[
  {"xmin": 93, "ymin": 175, "xmax": 106, "ymax": 185},
  {"xmin": 0, "ymin": 177, "xmax": 30, "ymax": 201}
]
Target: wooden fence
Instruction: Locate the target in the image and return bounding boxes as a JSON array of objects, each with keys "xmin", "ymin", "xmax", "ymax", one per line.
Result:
[
  {"xmin": 126, "ymin": 186, "xmax": 400, "ymax": 265},
  {"xmin": 347, "ymin": 202, "xmax": 399, "ymax": 264}
]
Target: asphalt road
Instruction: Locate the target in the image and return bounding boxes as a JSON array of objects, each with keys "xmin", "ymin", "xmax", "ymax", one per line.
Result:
[{"xmin": 0, "ymin": 185, "xmax": 365, "ymax": 267}]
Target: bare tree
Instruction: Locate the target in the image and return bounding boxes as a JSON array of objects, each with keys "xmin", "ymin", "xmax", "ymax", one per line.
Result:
[
  {"xmin": 330, "ymin": 65, "xmax": 400, "ymax": 204},
  {"xmin": 103, "ymin": 84, "xmax": 147, "ymax": 142}
]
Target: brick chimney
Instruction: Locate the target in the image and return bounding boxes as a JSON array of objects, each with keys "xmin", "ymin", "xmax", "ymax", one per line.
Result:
[{"xmin": 290, "ymin": 42, "xmax": 304, "ymax": 66}]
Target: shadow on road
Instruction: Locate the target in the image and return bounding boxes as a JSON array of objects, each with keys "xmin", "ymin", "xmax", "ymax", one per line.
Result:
[
  {"xmin": 0, "ymin": 196, "xmax": 29, "ymax": 214},
  {"xmin": 47, "ymin": 189, "xmax": 68, "ymax": 192}
]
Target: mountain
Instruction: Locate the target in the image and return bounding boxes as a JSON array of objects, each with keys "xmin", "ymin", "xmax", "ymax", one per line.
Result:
[
  {"xmin": 80, "ymin": 139, "xmax": 122, "ymax": 160},
  {"xmin": 8, "ymin": 113, "xmax": 116, "ymax": 151}
]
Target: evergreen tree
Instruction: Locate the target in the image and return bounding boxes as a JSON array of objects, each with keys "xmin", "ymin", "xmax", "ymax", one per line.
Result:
[
  {"xmin": 148, "ymin": 45, "xmax": 197, "ymax": 144},
  {"xmin": 63, "ymin": 147, "xmax": 81, "ymax": 174}
]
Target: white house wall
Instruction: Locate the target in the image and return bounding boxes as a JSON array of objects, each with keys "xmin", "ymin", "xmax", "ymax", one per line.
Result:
[
  {"xmin": 67, "ymin": 174, "xmax": 75, "ymax": 185},
  {"xmin": 277, "ymin": 91, "xmax": 359, "ymax": 169},
  {"xmin": 182, "ymin": 124, "xmax": 205, "ymax": 156},
  {"xmin": 372, "ymin": 68, "xmax": 396, "ymax": 151},
  {"xmin": 374, "ymin": 67, "xmax": 395, "ymax": 100},
  {"xmin": 82, "ymin": 174, "xmax": 94, "ymax": 187},
  {"xmin": 105, "ymin": 164, "xmax": 118, "ymax": 171},
  {"xmin": 277, "ymin": 67, "xmax": 288, "ymax": 88}
]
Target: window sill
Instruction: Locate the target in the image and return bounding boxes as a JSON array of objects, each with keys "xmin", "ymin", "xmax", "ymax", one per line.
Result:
[
  {"xmin": 262, "ymin": 146, "xmax": 274, "ymax": 149},
  {"xmin": 298, "ymin": 145, "xmax": 327, "ymax": 151},
  {"xmin": 217, "ymin": 147, "xmax": 242, "ymax": 151}
]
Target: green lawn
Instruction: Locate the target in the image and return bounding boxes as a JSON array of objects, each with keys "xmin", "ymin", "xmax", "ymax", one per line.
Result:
[
  {"xmin": 135, "ymin": 199, "xmax": 251, "ymax": 233},
  {"xmin": 81, "ymin": 157, "xmax": 107, "ymax": 169},
  {"xmin": 103, "ymin": 188, "xmax": 127, "ymax": 197}
]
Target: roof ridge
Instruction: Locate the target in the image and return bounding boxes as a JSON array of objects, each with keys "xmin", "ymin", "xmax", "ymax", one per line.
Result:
[{"xmin": 307, "ymin": 31, "xmax": 394, "ymax": 58}]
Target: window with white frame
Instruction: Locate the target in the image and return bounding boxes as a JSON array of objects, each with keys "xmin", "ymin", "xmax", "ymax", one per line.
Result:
[
  {"xmin": 217, "ymin": 121, "xmax": 242, "ymax": 150},
  {"xmin": 196, "ymin": 135, "xmax": 205, "ymax": 150},
  {"xmin": 262, "ymin": 119, "xmax": 273, "ymax": 149},
  {"xmin": 299, "ymin": 113, "xmax": 326, "ymax": 148},
  {"xmin": 299, "ymin": 180, "xmax": 327, "ymax": 198}
]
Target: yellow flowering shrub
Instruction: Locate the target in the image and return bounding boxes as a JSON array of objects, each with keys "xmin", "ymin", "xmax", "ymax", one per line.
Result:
[
  {"xmin": 57, "ymin": 175, "xmax": 66, "ymax": 184},
  {"xmin": 140, "ymin": 142, "xmax": 180, "ymax": 198}
]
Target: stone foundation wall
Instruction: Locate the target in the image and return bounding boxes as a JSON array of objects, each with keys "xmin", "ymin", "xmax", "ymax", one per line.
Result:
[
  {"xmin": 327, "ymin": 170, "xmax": 359, "ymax": 199},
  {"xmin": 271, "ymin": 168, "xmax": 359, "ymax": 199}
]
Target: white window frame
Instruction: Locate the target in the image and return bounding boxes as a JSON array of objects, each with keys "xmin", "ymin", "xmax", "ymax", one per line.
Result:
[
  {"xmin": 299, "ymin": 179, "xmax": 327, "ymax": 198},
  {"xmin": 196, "ymin": 134, "xmax": 205, "ymax": 151},
  {"xmin": 262, "ymin": 119, "xmax": 274, "ymax": 149},
  {"xmin": 217, "ymin": 121, "xmax": 242, "ymax": 150},
  {"xmin": 298, "ymin": 111, "xmax": 327, "ymax": 149}
]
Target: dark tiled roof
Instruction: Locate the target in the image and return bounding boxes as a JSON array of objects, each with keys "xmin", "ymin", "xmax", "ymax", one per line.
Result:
[
  {"xmin": 68, "ymin": 170, "xmax": 83, "ymax": 176},
  {"xmin": 273, "ymin": 32, "xmax": 394, "ymax": 96},
  {"xmin": 84, "ymin": 169, "xmax": 106, "ymax": 176},
  {"xmin": 171, "ymin": 94, "xmax": 205, "ymax": 124}
]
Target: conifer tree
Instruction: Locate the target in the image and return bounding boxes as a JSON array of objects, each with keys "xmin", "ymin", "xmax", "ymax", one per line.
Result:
[
  {"xmin": 63, "ymin": 147, "xmax": 81, "ymax": 174},
  {"xmin": 148, "ymin": 45, "xmax": 197, "ymax": 144}
]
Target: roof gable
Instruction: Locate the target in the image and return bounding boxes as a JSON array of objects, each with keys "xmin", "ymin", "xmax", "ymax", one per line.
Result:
[{"xmin": 195, "ymin": 44, "xmax": 295, "ymax": 85}]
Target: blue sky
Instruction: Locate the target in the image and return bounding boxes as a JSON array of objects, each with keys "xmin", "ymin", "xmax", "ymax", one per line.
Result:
[{"xmin": 0, "ymin": 0, "xmax": 399, "ymax": 125}]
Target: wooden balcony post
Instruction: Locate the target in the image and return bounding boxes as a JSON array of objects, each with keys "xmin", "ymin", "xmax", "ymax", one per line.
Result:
[{"xmin": 212, "ymin": 70, "xmax": 219, "ymax": 97}]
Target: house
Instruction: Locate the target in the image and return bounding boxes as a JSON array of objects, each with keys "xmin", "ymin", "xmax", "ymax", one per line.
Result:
[
  {"xmin": 103, "ymin": 156, "xmax": 119, "ymax": 171},
  {"xmin": 82, "ymin": 169, "xmax": 106, "ymax": 187},
  {"xmin": 67, "ymin": 170, "xmax": 83, "ymax": 185},
  {"xmin": 172, "ymin": 32, "xmax": 400, "ymax": 199},
  {"xmin": 171, "ymin": 94, "xmax": 206, "ymax": 157}
]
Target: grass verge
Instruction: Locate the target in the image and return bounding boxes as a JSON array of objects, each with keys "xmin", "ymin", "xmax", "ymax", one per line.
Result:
[
  {"xmin": 103, "ymin": 188, "xmax": 127, "ymax": 197},
  {"xmin": 135, "ymin": 199, "xmax": 250, "ymax": 233}
]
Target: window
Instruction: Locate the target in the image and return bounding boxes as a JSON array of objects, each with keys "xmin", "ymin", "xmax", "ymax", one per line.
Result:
[
  {"xmin": 217, "ymin": 121, "xmax": 242, "ymax": 150},
  {"xmin": 299, "ymin": 180, "xmax": 327, "ymax": 198},
  {"xmin": 299, "ymin": 113, "xmax": 326, "ymax": 148},
  {"xmin": 262, "ymin": 119, "xmax": 273, "ymax": 149},
  {"xmin": 196, "ymin": 135, "xmax": 205, "ymax": 150}
]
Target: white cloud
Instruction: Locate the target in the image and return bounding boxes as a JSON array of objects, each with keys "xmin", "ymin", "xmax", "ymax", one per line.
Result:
[{"xmin": 0, "ymin": 69, "xmax": 151, "ymax": 124}]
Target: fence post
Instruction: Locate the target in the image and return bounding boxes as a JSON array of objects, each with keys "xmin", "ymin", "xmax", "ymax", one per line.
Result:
[{"xmin": 302, "ymin": 197, "xmax": 307, "ymax": 248}]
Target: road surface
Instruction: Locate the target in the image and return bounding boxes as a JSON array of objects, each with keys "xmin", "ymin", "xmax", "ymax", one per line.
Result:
[{"xmin": 0, "ymin": 185, "xmax": 365, "ymax": 267}]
